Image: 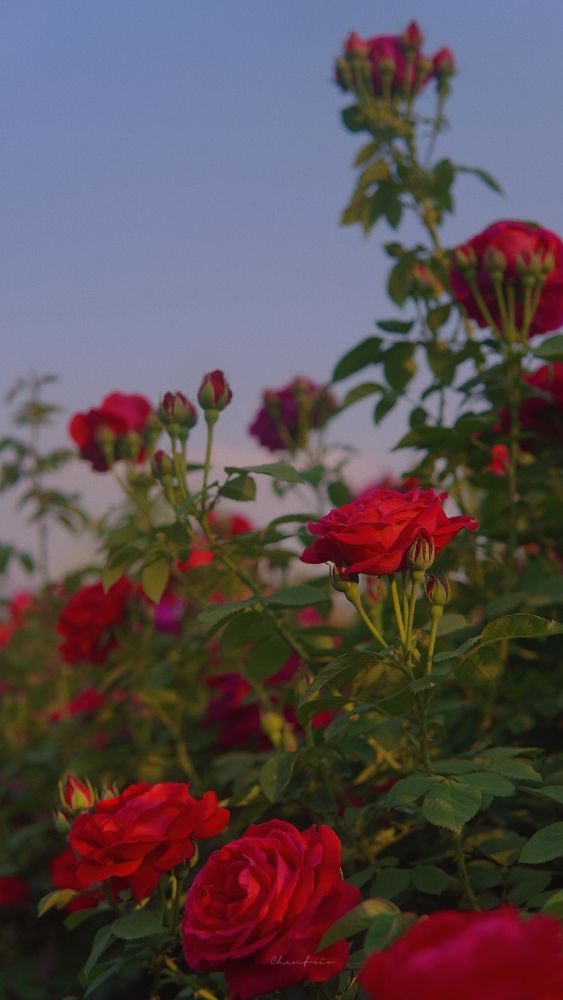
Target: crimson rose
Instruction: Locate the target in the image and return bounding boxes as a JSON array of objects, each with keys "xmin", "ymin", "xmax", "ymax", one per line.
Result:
[
  {"xmin": 450, "ymin": 220, "xmax": 563, "ymax": 336},
  {"xmin": 69, "ymin": 391, "xmax": 153, "ymax": 471},
  {"xmin": 57, "ymin": 578, "xmax": 133, "ymax": 664},
  {"xmin": 359, "ymin": 906, "xmax": 563, "ymax": 1000},
  {"xmin": 182, "ymin": 819, "xmax": 360, "ymax": 1000},
  {"xmin": 337, "ymin": 21, "xmax": 437, "ymax": 97},
  {"xmin": 69, "ymin": 782, "xmax": 229, "ymax": 901},
  {"xmin": 301, "ymin": 487, "xmax": 478, "ymax": 576}
]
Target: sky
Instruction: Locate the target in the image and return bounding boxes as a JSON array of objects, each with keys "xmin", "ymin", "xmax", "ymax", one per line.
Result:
[{"xmin": 1, "ymin": 0, "xmax": 563, "ymax": 583}]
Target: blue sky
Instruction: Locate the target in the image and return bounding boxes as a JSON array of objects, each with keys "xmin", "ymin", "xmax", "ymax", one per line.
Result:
[{"xmin": 2, "ymin": 0, "xmax": 563, "ymax": 574}]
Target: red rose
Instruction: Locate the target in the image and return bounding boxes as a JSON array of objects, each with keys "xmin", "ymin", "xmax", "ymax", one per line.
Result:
[
  {"xmin": 57, "ymin": 578, "xmax": 133, "ymax": 664},
  {"xmin": 433, "ymin": 46, "xmax": 456, "ymax": 77},
  {"xmin": 337, "ymin": 23, "xmax": 439, "ymax": 98},
  {"xmin": 182, "ymin": 819, "xmax": 360, "ymax": 1000},
  {"xmin": 249, "ymin": 377, "xmax": 336, "ymax": 452},
  {"xmin": 0, "ymin": 874, "xmax": 29, "ymax": 907},
  {"xmin": 450, "ymin": 221, "xmax": 563, "ymax": 336},
  {"xmin": 69, "ymin": 392, "xmax": 153, "ymax": 471},
  {"xmin": 69, "ymin": 782, "xmax": 229, "ymax": 901},
  {"xmin": 488, "ymin": 443, "xmax": 509, "ymax": 476},
  {"xmin": 301, "ymin": 487, "xmax": 478, "ymax": 577},
  {"xmin": 520, "ymin": 363, "xmax": 563, "ymax": 445},
  {"xmin": 51, "ymin": 848, "xmax": 103, "ymax": 913},
  {"xmin": 359, "ymin": 906, "xmax": 563, "ymax": 1000}
]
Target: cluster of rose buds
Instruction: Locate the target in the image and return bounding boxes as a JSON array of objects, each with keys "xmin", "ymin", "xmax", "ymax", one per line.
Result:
[
  {"xmin": 249, "ymin": 376, "xmax": 336, "ymax": 453},
  {"xmin": 69, "ymin": 392, "xmax": 159, "ymax": 472},
  {"xmin": 336, "ymin": 21, "xmax": 455, "ymax": 101}
]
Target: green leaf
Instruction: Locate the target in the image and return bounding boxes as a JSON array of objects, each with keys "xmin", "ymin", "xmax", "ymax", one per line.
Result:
[
  {"xmin": 422, "ymin": 780, "xmax": 482, "ymax": 833},
  {"xmin": 298, "ymin": 652, "xmax": 382, "ymax": 707},
  {"xmin": 460, "ymin": 772, "xmax": 515, "ymax": 797},
  {"xmin": 224, "ymin": 462, "xmax": 301, "ymax": 483},
  {"xmin": 37, "ymin": 888, "xmax": 77, "ymax": 917},
  {"xmin": 363, "ymin": 913, "xmax": 415, "ymax": 954},
  {"xmin": 198, "ymin": 597, "xmax": 258, "ymax": 629},
  {"xmin": 332, "ymin": 337, "xmax": 382, "ymax": 382},
  {"xmin": 534, "ymin": 785, "xmax": 563, "ymax": 806},
  {"xmin": 531, "ymin": 334, "xmax": 563, "ymax": 361},
  {"xmin": 411, "ymin": 865, "xmax": 449, "ymax": 896},
  {"xmin": 383, "ymin": 343, "xmax": 417, "ymax": 392},
  {"xmin": 102, "ymin": 566, "xmax": 124, "ymax": 592},
  {"xmin": 341, "ymin": 105, "xmax": 366, "ymax": 132},
  {"xmin": 84, "ymin": 960, "xmax": 123, "ymax": 998},
  {"xmin": 370, "ymin": 868, "xmax": 411, "ymax": 900},
  {"xmin": 543, "ymin": 890, "xmax": 563, "ymax": 917},
  {"xmin": 267, "ymin": 584, "xmax": 329, "ymax": 608},
  {"xmin": 111, "ymin": 902, "xmax": 163, "ymax": 940},
  {"xmin": 339, "ymin": 382, "xmax": 383, "ymax": 411},
  {"xmin": 219, "ymin": 474, "xmax": 256, "ymax": 502},
  {"xmin": 260, "ymin": 752, "xmax": 297, "ymax": 802},
  {"xmin": 84, "ymin": 925, "xmax": 115, "ymax": 979},
  {"xmin": 520, "ymin": 823, "xmax": 563, "ymax": 864},
  {"xmin": 246, "ymin": 635, "xmax": 292, "ymax": 682},
  {"xmin": 387, "ymin": 775, "xmax": 436, "ymax": 806},
  {"xmin": 376, "ymin": 319, "xmax": 414, "ymax": 334},
  {"xmin": 479, "ymin": 614, "xmax": 563, "ymax": 646},
  {"xmin": 316, "ymin": 899, "xmax": 397, "ymax": 951},
  {"xmin": 455, "ymin": 164, "xmax": 503, "ymax": 193},
  {"xmin": 141, "ymin": 559, "xmax": 170, "ymax": 604},
  {"xmin": 328, "ymin": 480, "xmax": 352, "ymax": 507}
]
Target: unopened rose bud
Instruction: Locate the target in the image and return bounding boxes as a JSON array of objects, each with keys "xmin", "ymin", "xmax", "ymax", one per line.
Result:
[
  {"xmin": 198, "ymin": 371, "xmax": 232, "ymax": 413},
  {"xmin": 453, "ymin": 246, "xmax": 478, "ymax": 278},
  {"xmin": 53, "ymin": 810, "xmax": 71, "ymax": 833},
  {"xmin": 151, "ymin": 450, "xmax": 174, "ymax": 481},
  {"xmin": 95, "ymin": 425, "xmax": 116, "ymax": 466},
  {"xmin": 330, "ymin": 565, "xmax": 359, "ymax": 595},
  {"xmin": 378, "ymin": 56, "xmax": 396, "ymax": 80},
  {"xmin": 402, "ymin": 20, "xmax": 423, "ymax": 53},
  {"xmin": 344, "ymin": 31, "xmax": 370, "ymax": 58},
  {"xmin": 60, "ymin": 775, "xmax": 95, "ymax": 813},
  {"xmin": 121, "ymin": 430, "xmax": 142, "ymax": 461},
  {"xmin": 483, "ymin": 247, "xmax": 507, "ymax": 277},
  {"xmin": 433, "ymin": 46, "xmax": 456, "ymax": 78},
  {"xmin": 406, "ymin": 535, "xmax": 435, "ymax": 573},
  {"xmin": 541, "ymin": 251, "xmax": 556, "ymax": 275},
  {"xmin": 159, "ymin": 391, "xmax": 198, "ymax": 431},
  {"xmin": 425, "ymin": 574, "xmax": 450, "ymax": 607}
]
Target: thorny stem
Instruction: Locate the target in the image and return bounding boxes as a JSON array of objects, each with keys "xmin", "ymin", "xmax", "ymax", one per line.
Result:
[
  {"xmin": 347, "ymin": 588, "xmax": 388, "ymax": 650},
  {"xmin": 415, "ymin": 693, "xmax": 434, "ymax": 776},
  {"xmin": 426, "ymin": 606, "xmax": 442, "ymax": 675},
  {"xmin": 201, "ymin": 415, "xmax": 217, "ymax": 513}
]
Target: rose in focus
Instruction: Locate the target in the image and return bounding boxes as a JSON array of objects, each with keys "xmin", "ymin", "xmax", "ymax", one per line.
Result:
[
  {"xmin": 68, "ymin": 782, "xmax": 229, "ymax": 901},
  {"xmin": 182, "ymin": 819, "xmax": 360, "ymax": 1000},
  {"xmin": 301, "ymin": 487, "xmax": 478, "ymax": 576},
  {"xmin": 359, "ymin": 905, "xmax": 563, "ymax": 1000}
]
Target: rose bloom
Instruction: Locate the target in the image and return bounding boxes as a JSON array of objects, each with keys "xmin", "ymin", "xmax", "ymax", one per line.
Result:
[
  {"xmin": 249, "ymin": 377, "xmax": 336, "ymax": 452},
  {"xmin": 337, "ymin": 21, "xmax": 437, "ymax": 97},
  {"xmin": 69, "ymin": 782, "xmax": 229, "ymax": 901},
  {"xmin": 301, "ymin": 487, "xmax": 478, "ymax": 577},
  {"xmin": 57, "ymin": 578, "xmax": 133, "ymax": 664},
  {"xmin": 0, "ymin": 874, "xmax": 29, "ymax": 907},
  {"xmin": 69, "ymin": 391, "xmax": 153, "ymax": 472},
  {"xmin": 519, "ymin": 363, "xmax": 563, "ymax": 446},
  {"xmin": 488, "ymin": 443, "xmax": 509, "ymax": 476},
  {"xmin": 450, "ymin": 221, "xmax": 563, "ymax": 336},
  {"xmin": 182, "ymin": 819, "xmax": 360, "ymax": 1000},
  {"xmin": 359, "ymin": 906, "xmax": 563, "ymax": 1000}
]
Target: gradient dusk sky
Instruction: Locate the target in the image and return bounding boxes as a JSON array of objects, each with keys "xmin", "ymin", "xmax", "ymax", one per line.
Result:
[{"xmin": 2, "ymin": 0, "xmax": 563, "ymax": 580}]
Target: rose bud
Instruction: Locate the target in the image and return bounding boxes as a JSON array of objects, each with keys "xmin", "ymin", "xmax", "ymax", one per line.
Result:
[
  {"xmin": 483, "ymin": 247, "xmax": 507, "ymax": 278},
  {"xmin": 433, "ymin": 46, "xmax": 456, "ymax": 78},
  {"xmin": 54, "ymin": 810, "xmax": 71, "ymax": 834},
  {"xmin": 159, "ymin": 391, "xmax": 198, "ymax": 433},
  {"xmin": 330, "ymin": 565, "xmax": 359, "ymax": 594},
  {"xmin": 402, "ymin": 20, "xmax": 423, "ymax": 51},
  {"xmin": 151, "ymin": 449, "xmax": 175, "ymax": 481},
  {"xmin": 198, "ymin": 371, "xmax": 232, "ymax": 413},
  {"xmin": 406, "ymin": 535, "xmax": 435, "ymax": 573},
  {"xmin": 60, "ymin": 775, "xmax": 96, "ymax": 813},
  {"xmin": 344, "ymin": 31, "xmax": 369, "ymax": 58},
  {"xmin": 425, "ymin": 574, "xmax": 450, "ymax": 607}
]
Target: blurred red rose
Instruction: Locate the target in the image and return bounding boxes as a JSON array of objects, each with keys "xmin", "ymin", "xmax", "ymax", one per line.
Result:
[
  {"xmin": 301, "ymin": 488, "xmax": 478, "ymax": 577},
  {"xmin": 359, "ymin": 906, "xmax": 563, "ymax": 1000},
  {"xmin": 57, "ymin": 578, "xmax": 133, "ymax": 665},
  {"xmin": 249, "ymin": 377, "xmax": 336, "ymax": 452},
  {"xmin": 69, "ymin": 782, "xmax": 229, "ymax": 901},
  {"xmin": 0, "ymin": 875, "xmax": 29, "ymax": 907},
  {"xmin": 69, "ymin": 392, "xmax": 154, "ymax": 471},
  {"xmin": 450, "ymin": 221, "xmax": 563, "ymax": 336},
  {"xmin": 488, "ymin": 443, "xmax": 509, "ymax": 476},
  {"xmin": 337, "ymin": 22, "xmax": 441, "ymax": 97},
  {"xmin": 182, "ymin": 819, "xmax": 360, "ymax": 1000}
]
